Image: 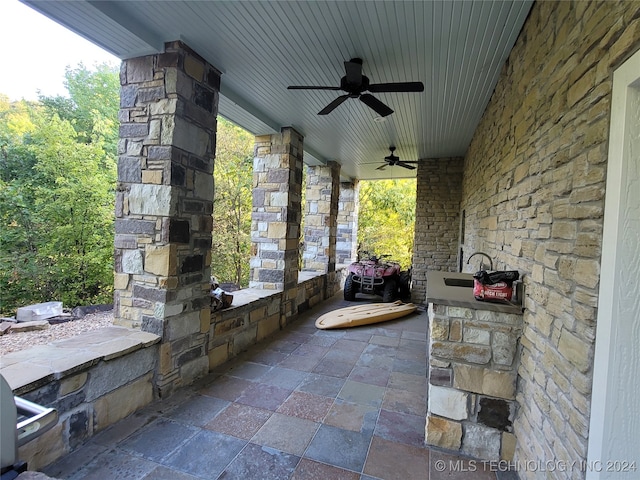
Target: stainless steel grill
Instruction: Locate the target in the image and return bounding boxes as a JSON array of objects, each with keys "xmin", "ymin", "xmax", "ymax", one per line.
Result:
[{"xmin": 1, "ymin": 374, "xmax": 58, "ymax": 479}]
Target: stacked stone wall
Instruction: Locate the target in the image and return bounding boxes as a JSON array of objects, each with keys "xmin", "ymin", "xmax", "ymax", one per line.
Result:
[
  {"xmin": 460, "ymin": 2, "xmax": 640, "ymax": 477},
  {"xmin": 208, "ymin": 293, "xmax": 283, "ymax": 367},
  {"xmin": 250, "ymin": 128, "xmax": 304, "ymax": 293},
  {"xmin": 412, "ymin": 159, "xmax": 464, "ymax": 304},
  {"xmin": 116, "ymin": 41, "xmax": 220, "ymax": 397},
  {"xmin": 303, "ymin": 162, "xmax": 340, "ymax": 273},
  {"xmin": 336, "ymin": 181, "xmax": 359, "ymax": 265},
  {"xmin": 427, "ymin": 303, "xmax": 523, "ymax": 461},
  {"xmin": 327, "ymin": 268, "xmax": 348, "ymax": 298},
  {"xmin": 2, "ymin": 329, "xmax": 160, "ymax": 471}
]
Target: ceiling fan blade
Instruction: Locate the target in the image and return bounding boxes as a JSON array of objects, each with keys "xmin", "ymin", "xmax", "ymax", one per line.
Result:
[
  {"xmin": 396, "ymin": 161, "xmax": 417, "ymax": 170},
  {"xmin": 359, "ymin": 94, "xmax": 393, "ymax": 117},
  {"xmin": 344, "ymin": 58, "xmax": 363, "ymax": 85},
  {"xmin": 368, "ymin": 82, "xmax": 425, "ymax": 93},
  {"xmin": 318, "ymin": 95, "xmax": 350, "ymax": 115},
  {"xmin": 376, "ymin": 164, "xmax": 387, "ymax": 170},
  {"xmin": 288, "ymin": 85, "xmax": 341, "ymax": 90}
]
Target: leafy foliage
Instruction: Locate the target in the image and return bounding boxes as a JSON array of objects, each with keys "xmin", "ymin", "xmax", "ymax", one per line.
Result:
[
  {"xmin": 211, "ymin": 117, "xmax": 254, "ymax": 287},
  {"xmin": 0, "ymin": 64, "xmax": 118, "ymax": 315},
  {"xmin": 357, "ymin": 179, "xmax": 416, "ymax": 269},
  {"xmin": 40, "ymin": 63, "xmax": 120, "ymax": 150}
]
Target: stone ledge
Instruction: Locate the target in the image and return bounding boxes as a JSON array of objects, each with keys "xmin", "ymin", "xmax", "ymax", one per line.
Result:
[
  {"xmin": 0, "ymin": 327, "xmax": 160, "ymax": 394},
  {"xmin": 219, "ymin": 270, "xmax": 328, "ymax": 311},
  {"xmin": 227, "ymin": 287, "xmax": 283, "ymax": 308}
]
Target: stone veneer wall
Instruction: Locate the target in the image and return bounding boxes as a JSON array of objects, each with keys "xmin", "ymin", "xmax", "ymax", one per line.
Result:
[
  {"xmin": 459, "ymin": 2, "xmax": 640, "ymax": 477},
  {"xmin": 115, "ymin": 41, "xmax": 219, "ymax": 397},
  {"xmin": 302, "ymin": 161, "xmax": 340, "ymax": 273},
  {"xmin": 427, "ymin": 303, "xmax": 523, "ymax": 461},
  {"xmin": 336, "ymin": 181, "xmax": 359, "ymax": 265},
  {"xmin": 2, "ymin": 329, "xmax": 159, "ymax": 471},
  {"xmin": 411, "ymin": 159, "xmax": 464, "ymax": 304}
]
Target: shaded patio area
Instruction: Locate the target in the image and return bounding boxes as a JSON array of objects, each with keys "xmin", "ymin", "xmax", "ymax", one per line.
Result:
[{"xmin": 41, "ymin": 294, "xmax": 512, "ymax": 480}]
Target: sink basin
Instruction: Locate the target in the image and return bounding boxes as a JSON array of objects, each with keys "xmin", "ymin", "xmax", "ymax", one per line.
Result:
[{"xmin": 444, "ymin": 278, "xmax": 474, "ymax": 288}]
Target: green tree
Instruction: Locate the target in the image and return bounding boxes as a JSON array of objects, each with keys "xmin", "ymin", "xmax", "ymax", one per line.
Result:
[
  {"xmin": 211, "ymin": 117, "xmax": 254, "ymax": 287},
  {"xmin": 357, "ymin": 179, "xmax": 416, "ymax": 269},
  {"xmin": 29, "ymin": 112, "xmax": 116, "ymax": 305},
  {"xmin": 0, "ymin": 96, "xmax": 37, "ymax": 182},
  {"xmin": 0, "ymin": 98, "xmax": 41, "ymax": 308},
  {"xmin": 0, "ymin": 64, "xmax": 118, "ymax": 314},
  {"xmin": 40, "ymin": 63, "xmax": 120, "ymax": 150}
]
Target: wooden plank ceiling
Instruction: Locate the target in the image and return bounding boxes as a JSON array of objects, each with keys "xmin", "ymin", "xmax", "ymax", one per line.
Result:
[{"xmin": 24, "ymin": 0, "xmax": 533, "ymax": 181}]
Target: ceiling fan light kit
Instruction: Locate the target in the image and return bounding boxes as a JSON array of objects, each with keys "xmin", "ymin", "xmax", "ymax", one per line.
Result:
[{"xmin": 288, "ymin": 58, "xmax": 424, "ymax": 117}]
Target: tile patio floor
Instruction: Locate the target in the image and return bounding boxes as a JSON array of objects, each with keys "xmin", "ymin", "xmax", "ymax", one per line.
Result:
[{"xmin": 42, "ymin": 294, "xmax": 515, "ymax": 480}]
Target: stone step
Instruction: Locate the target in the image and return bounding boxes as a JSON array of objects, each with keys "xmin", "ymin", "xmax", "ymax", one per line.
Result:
[{"xmin": 6, "ymin": 320, "xmax": 50, "ymax": 333}]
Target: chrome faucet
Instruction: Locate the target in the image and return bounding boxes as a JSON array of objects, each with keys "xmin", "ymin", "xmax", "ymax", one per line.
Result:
[{"xmin": 467, "ymin": 252, "xmax": 493, "ymax": 271}]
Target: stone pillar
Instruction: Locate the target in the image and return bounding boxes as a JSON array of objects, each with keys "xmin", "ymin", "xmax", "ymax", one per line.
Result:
[
  {"xmin": 336, "ymin": 180, "xmax": 359, "ymax": 266},
  {"xmin": 250, "ymin": 128, "xmax": 304, "ymax": 291},
  {"xmin": 302, "ymin": 161, "xmax": 340, "ymax": 273},
  {"xmin": 412, "ymin": 158, "xmax": 464, "ymax": 304},
  {"xmin": 115, "ymin": 41, "xmax": 219, "ymax": 396}
]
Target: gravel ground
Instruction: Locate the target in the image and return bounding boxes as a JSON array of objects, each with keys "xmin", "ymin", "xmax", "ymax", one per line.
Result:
[{"xmin": 0, "ymin": 311, "xmax": 114, "ymax": 355}]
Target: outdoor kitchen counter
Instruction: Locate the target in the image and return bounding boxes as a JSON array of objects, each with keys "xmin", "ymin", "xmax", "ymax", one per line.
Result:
[
  {"xmin": 426, "ymin": 271, "xmax": 523, "ymax": 314},
  {"xmin": 425, "ymin": 270, "xmax": 524, "ymax": 460}
]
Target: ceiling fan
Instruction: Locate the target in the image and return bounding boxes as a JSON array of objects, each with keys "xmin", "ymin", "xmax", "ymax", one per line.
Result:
[
  {"xmin": 376, "ymin": 147, "xmax": 418, "ymax": 170},
  {"xmin": 287, "ymin": 58, "xmax": 424, "ymax": 117}
]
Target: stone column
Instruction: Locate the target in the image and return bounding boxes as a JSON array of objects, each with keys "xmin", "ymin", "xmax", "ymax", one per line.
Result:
[
  {"xmin": 336, "ymin": 180, "xmax": 359, "ymax": 266},
  {"xmin": 412, "ymin": 158, "xmax": 464, "ymax": 304},
  {"xmin": 302, "ymin": 161, "xmax": 340, "ymax": 273},
  {"xmin": 250, "ymin": 128, "xmax": 304, "ymax": 291},
  {"xmin": 115, "ymin": 41, "xmax": 219, "ymax": 396}
]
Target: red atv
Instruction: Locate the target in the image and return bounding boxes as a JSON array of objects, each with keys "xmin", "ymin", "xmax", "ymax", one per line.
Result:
[{"xmin": 343, "ymin": 252, "xmax": 404, "ymax": 302}]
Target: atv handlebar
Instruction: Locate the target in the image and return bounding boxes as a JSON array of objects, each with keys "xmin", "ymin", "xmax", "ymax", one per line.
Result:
[{"xmin": 359, "ymin": 251, "xmax": 392, "ymax": 262}]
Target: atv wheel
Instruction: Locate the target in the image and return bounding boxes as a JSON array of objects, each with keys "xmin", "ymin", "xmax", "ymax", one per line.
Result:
[
  {"xmin": 344, "ymin": 273, "xmax": 356, "ymax": 301},
  {"xmin": 382, "ymin": 277, "xmax": 397, "ymax": 303},
  {"xmin": 398, "ymin": 270, "xmax": 412, "ymax": 299}
]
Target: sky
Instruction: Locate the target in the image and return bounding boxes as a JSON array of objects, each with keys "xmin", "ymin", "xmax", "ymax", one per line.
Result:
[{"xmin": 0, "ymin": 0, "xmax": 120, "ymax": 101}]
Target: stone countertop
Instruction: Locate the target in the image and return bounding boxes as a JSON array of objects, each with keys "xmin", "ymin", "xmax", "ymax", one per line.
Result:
[{"xmin": 426, "ymin": 271, "xmax": 523, "ymax": 314}]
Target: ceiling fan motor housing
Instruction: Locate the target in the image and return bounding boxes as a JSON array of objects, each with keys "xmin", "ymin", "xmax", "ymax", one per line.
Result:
[{"xmin": 340, "ymin": 75, "xmax": 369, "ymax": 94}]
